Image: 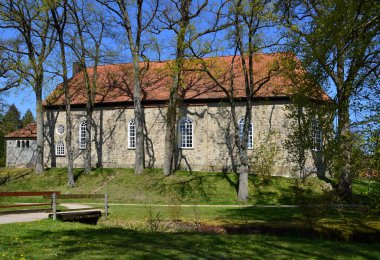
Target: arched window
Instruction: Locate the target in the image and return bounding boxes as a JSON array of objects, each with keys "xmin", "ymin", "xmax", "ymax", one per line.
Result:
[
  {"xmin": 22, "ymin": 141, "xmax": 25, "ymax": 148},
  {"xmin": 17, "ymin": 141, "xmax": 20, "ymax": 148},
  {"xmin": 128, "ymin": 118, "xmax": 136, "ymax": 149},
  {"xmin": 238, "ymin": 117, "xmax": 253, "ymax": 149},
  {"xmin": 311, "ymin": 119, "xmax": 322, "ymax": 151},
  {"xmin": 79, "ymin": 121, "xmax": 87, "ymax": 149},
  {"xmin": 56, "ymin": 141, "xmax": 65, "ymax": 156},
  {"xmin": 26, "ymin": 140, "xmax": 30, "ymax": 148},
  {"xmin": 179, "ymin": 117, "xmax": 193, "ymax": 148}
]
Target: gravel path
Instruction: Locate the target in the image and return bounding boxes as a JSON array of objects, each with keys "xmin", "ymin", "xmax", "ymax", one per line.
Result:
[
  {"xmin": 0, "ymin": 203, "xmax": 92, "ymax": 225},
  {"xmin": 0, "ymin": 212, "xmax": 50, "ymax": 224}
]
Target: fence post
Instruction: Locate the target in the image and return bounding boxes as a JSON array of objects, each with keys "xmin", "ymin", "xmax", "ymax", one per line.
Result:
[
  {"xmin": 104, "ymin": 193, "xmax": 108, "ymax": 220},
  {"xmin": 52, "ymin": 193, "xmax": 57, "ymax": 221}
]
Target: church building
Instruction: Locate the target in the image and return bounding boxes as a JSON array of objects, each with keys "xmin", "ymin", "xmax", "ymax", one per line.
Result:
[{"xmin": 6, "ymin": 54, "xmax": 329, "ymax": 176}]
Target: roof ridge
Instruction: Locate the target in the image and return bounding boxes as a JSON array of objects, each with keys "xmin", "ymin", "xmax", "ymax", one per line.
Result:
[{"xmin": 86, "ymin": 52, "xmax": 286, "ymax": 69}]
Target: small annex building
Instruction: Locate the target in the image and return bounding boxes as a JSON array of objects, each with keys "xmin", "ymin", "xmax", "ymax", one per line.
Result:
[
  {"xmin": 5, "ymin": 123, "xmax": 37, "ymax": 168},
  {"xmin": 5, "ymin": 54, "xmax": 330, "ymax": 176}
]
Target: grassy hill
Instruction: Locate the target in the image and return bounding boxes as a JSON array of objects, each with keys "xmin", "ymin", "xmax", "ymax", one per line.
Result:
[
  {"xmin": 0, "ymin": 167, "xmax": 370, "ymax": 205},
  {"xmin": 1, "ymin": 167, "xmax": 379, "ymax": 256}
]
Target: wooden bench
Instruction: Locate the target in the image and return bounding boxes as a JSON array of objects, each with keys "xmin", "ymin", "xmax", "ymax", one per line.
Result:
[{"xmin": 49, "ymin": 210, "xmax": 102, "ymax": 225}]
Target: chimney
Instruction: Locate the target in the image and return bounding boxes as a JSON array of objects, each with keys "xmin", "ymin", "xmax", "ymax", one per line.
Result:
[{"xmin": 72, "ymin": 62, "xmax": 83, "ymax": 76}]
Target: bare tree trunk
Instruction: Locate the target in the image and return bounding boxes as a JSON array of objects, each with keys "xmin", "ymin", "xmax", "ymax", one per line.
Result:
[
  {"xmin": 85, "ymin": 105, "xmax": 93, "ymax": 173},
  {"xmin": 63, "ymin": 55, "xmax": 75, "ymax": 185},
  {"xmin": 163, "ymin": 0, "xmax": 191, "ymax": 176},
  {"xmin": 336, "ymin": 49, "xmax": 352, "ymax": 200},
  {"xmin": 163, "ymin": 91, "xmax": 177, "ymax": 176},
  {"xmin": 66, "ymin": 103, "xmax": 75, "ymax": 186},
  {"xmin": 132, "ymin": 51, "xmax": 144, "ymax": 175},
  {"xmin": 35, "ymin": 89, "xmax": 44, "ymax": 174},
  {"xmin": 238, "ymin": 167, "xmax": 249, "ymax": 201},
  {"xmin": 51, "ymin": 2, "xmax": 75, "ymax": 187},
  {"xmin": 69, "ymin": 0, "xmax": 98, "ymax": 174},
  {"xmin": 337, "ymin": 98, "xmax": 352, "ymax": 199}
]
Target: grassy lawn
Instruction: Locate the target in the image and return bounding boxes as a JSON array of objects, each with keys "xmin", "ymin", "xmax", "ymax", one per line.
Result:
[
  {"xmin": 0, "ymin": 167, "xmax": 364, "ymax": 205},
  {"xmin": 1, "ymin": 168, "xmax": 379, "ymax": 258},
  {"xmin": 0, "ymin": 219, "xmax": 379, "ymax": 259}
]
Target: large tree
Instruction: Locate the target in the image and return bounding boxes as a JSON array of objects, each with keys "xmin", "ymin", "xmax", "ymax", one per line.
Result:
[
  {"xmin": 49, "ymin": 0, "xmax": 75, "ymax": 186},
  {"xmin": 0, "ymin": 0, "xmax": 56, "ymax": 173},
  {"xmin": 189, "ymin": 0, "xmax": 280, "ymax": 201},
  {"xmin": 98, "ymin": 0, "xmax": 158, "ymax": 174},
  {"xmin": 2, "ymin": 104, "xmax": 21, "ymax": 134},
  {"xmin": 68, "ymin": 0, "xmax": 106, "ymax": 174},
  {"xmin": 277, "ymin": 0, "xmax": 380, "ymax": 199},
  {"xmin": 159, "ymin": 0, "xmax": 230, "ymax": 176}
]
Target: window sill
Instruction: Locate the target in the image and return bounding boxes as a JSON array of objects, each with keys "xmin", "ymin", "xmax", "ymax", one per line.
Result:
[{"xmin": 180, "ymin": 147, "xmax": 194, "ymax": 150}]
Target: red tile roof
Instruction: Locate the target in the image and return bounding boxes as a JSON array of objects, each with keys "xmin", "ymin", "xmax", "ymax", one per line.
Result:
[
  {"xmin": 44, "ymin": 53, "xmax": 330, "ymax": 107},
  {"xmin": 5, "ymin": 123, "xmax": 37, "ymax": 139}
]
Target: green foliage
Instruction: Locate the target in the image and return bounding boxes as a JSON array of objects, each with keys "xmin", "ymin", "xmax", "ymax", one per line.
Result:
[
  {"xmin": 145, "ymin": 206, "xmax": 165, "ymax": 232},
  {"xmin": 0, "ymin": 131, "xmax": 5, "ymax": 167},
  {"xmin": 21, "ymin": 109, "xmax": 35, "ymax": 127},
  {"xmin": 278, "ymin": 0, "xmax": 380, "ymax": 197},
  {"xmin": 250, "ymin": 131, "xmax": 279, "ymax": 181},
  {"xmin": 367, "ymin": 180, "xmax": 380, "ymax": 210},
  {"xmin": 1, "ymin": 104, "xmax": 21, "ymax": 134}
]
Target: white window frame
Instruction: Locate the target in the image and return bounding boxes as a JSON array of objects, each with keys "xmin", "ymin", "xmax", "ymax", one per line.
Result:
[
  {"xmin": 128, "ymin": 118, "xmax": 136, "ymax": 149},
  {"xmin": 79, "ymin": 121, "xmax": 87, "ymax": 150},
  {"xmin": 238, "ymin": 117, "xmax": 253, "ymax": 149},
  {"xmin": 311, "ymin": 119, "xmax": 322, "ymax": 151},
  {"xmin": 179, "ymin": 117, "xmax": 193, "ymax": 149},
  {"xmin": 56, "ymin": 141, "xmax": 65, "ymax": 156}
]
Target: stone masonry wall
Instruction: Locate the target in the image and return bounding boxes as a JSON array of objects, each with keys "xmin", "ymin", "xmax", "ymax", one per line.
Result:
[
  {"xmin": 43, "ymin": 101, "xmax": 320, "ymax": 176},
  {"xmin": 6, "ymin": 139, "xmax": 37, "ymax": 168}
]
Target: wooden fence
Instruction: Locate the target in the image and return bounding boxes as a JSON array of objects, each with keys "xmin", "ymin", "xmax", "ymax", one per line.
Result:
[{"xmin": 0, "ymin": 191, "xmax": 108, "ymax": 220}]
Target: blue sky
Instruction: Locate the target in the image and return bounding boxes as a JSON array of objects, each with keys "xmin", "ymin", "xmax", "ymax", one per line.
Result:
[
  {"xmin": 2, "ymin": 86, "xmax": 36, "ymax": 117},
  {"xmin": 1, "ymin": 0, "xmax": 283, "ymax": 118}
]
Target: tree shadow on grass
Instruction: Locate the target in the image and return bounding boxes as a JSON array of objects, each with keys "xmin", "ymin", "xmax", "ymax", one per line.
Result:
[
  {"xmin": 73, "ymin": 169, "xmax": 86, "ymax": 182},
  {"xmin": 12, "ymin": 223, "xmax": 379, "ymax": 259},
  {"xmin": 216, "ymin": 206, "xmax": 380, "ymax": 242},
  {"xmin": 214, "ymin": 206, "xmax": 304, "ymax": 223},
  {"xmin": 0, "ymin": 169, "xmax": 33, "ymax": 186},
  {"xmin": 145, "ymin": 172, "xmax": 224, "ymax": 203}
]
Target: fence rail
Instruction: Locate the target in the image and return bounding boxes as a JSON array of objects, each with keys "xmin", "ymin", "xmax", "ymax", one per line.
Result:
[
  {"xmin": 46, "ymin": 194, "xmax": 105, "ymax": 199},
  {"xmin": 0, "ymin": 191, "xmax": 61, "ymax": 197},
  {"xmin": 0, "ymin": 203, "xmax": 52, "ymax": 209},
  {"xmin": 0, "ymin": 191, "xmax": 108, "ymax": 221}
]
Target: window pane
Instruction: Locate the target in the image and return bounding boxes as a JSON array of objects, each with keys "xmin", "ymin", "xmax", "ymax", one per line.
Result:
[
  {"xmin": 238, "ymin": 118, "xmax": 253, "ymax": 149},
  {"xmin": 56, "ymin": 141, "xmax": 65, "ymax": 156},
  {"xmin": 179, "ymin": 118, "xmax": 193, "ymax": 148},
  {"xmin": 129, "ymin": 119, "xmax": 136, "ymax": 148},
  {"xmin": 311, "ymin": 119, "xmax": 322, "ymax": 151},
  {"xmin": 79, "ymin": 122, "xmax": 86, "ymax": 149}
]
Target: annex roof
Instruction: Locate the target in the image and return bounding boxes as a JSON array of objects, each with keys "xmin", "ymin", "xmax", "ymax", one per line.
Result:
[
  {"xmin": 44, "ymin": 53, "xmax": 330, "ymax": 107},
  {"xmin": 5, "ymin": 123, "xmax": 37, "ymax": 139}
]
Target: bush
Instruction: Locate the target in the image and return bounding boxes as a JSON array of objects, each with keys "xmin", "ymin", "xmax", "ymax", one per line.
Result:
[{"xmin": 250, "ymin": 131, "xmax": 279, "ymax": 182}]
